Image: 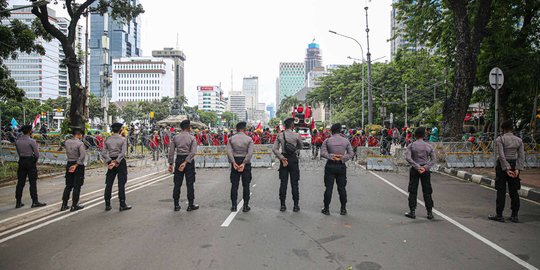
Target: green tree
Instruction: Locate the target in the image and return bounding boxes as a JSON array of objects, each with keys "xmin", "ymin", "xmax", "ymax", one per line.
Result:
[
  {"xmin": 277, "ymin": 96, "xmax": 299, "ymax": 116},
  {"xmin": 120, "ymin": 102, "xmax": 143, "ymax": 124},
  {"xmin": 197, "ymin": 110, "xmax": 218, "ymax": 127},
  {"xmin": 26, "ymin": 0, "xmax": 144, "ymax": 130},
  {"xmin": 221, "ymin": 111, "xmax": 237, "ymax": 128}
]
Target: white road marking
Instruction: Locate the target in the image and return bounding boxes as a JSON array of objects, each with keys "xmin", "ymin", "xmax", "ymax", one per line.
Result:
[
  {"xmin": 362, "ymin": 166, "xmax": 539, "ymax": 270},
  {"xmin": 252, "ymin": 184, "xmax": 257, "ymax": 187},
  {"xmin": 221, "ymin": 192, "xmax": 253, "ymax": 227},
  {"xmin": 0, "ymin": 174, "xmax": 170, "ymax": 244},
  {"xmin": 0, "ymin": 170, "xmax": 166, "ymax": 225}
]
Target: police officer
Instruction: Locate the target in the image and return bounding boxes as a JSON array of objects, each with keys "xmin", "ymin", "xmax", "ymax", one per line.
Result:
[
  {"xmin": 404, "ymin": 127, "xmax": 436, "ymax": 220},
  {"xmin": 15, "ymin": 125, "xmax": 46, "ymax": 208},
  {"xmin": 320, "ymin": 123, "xmax": 354, "ymax": 215},
  {"xmin": 61, "ymin": 128, "xmax": 86, "ymax": 212},
  {"xmin": 272, "ymin": 118, "xmax": 303, "ymax": 212},
  {"xmin": 102, "ymin": 123, "xmax": 132, "ymax": 212},
  {"xmin": 226, "ymin": 122, "xmax": 254, "ymax": 212},
  {"xmin": 168, "ymin": 120, "xmax": 199, "ymax": 212},
  {"xmin": 489, "ymin": 120, "xmax": 525, "ymax": 223}
]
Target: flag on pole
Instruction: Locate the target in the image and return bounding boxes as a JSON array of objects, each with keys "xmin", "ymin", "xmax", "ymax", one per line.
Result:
[
  {"xmin": 310, "ymin": 119, "xmax": 315, "ymax": 130},
  {"xmin": 11, "ymin": 118, "xmax": 19, "ymax": 129},
  {"xmin": 256, "ymin": 121, "xmax": 262, "ymax": 131},
  {"xmin": 32, "ymin": 114, "xmax": 40, "ymax": 129}
]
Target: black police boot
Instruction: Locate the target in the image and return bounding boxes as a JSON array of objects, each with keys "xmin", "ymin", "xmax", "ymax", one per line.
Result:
[
  {"xmin": 15, "ymin": 201, "xmax": 25, "ymax": 208},
  {"xmin": 405, "ymin": 209, "xmax": 416, "ymax": 219},
  {"xmin": 31, "ymin": 201, "xmax": 47, "ymax": 208},
  {"xmin": 509, "ymin": 211, "xmax": 519, "ymax": 223},
  {"xmin": 187, "ymin": 204, "xmax": 199, "ymax": 211},
  {"xmin": 119, "ymin": 201, "xmax": 132, "ymax": 212},
  {"xmin": 293, "ymin": 202, "xmax": 300, "ymax": 212},
  {"xmin": 321, "ymin": 207, "xmax": 330, "ymax": 215},
  {"xmin": 70, "ymin": 204, "xmax": 85, "ymax": 212},
  {"xmin": 280, "ymin": 200, "xmax": 286, "ymax": 212},
  {"xmin": 105, "ymin": 201, "xmax": 112, "ymax": 211},
  {"xmin": 427, "ymin": 209, "xmax": 434, "ymax": 220},
  {"xmin": 231, "ymin": 205, "xmax": 237, "ymax": 212},
  {"xmin": 488, "ymin": 214, "xmax": 505, "ymax": 222},
  {"xmin": 340, "ymin": 205, "xmax": 347, "ymax": 216},
  {"xmin": 242, "ymin": 204, "xmax": 251, "ymax": 212},
  {"xmin": 60, "ymin": 201, "xmax": 69, "ymax": 211},
  {"xmin": 174, "ymin": 199, "xmax": 181, "ymax": 211}
]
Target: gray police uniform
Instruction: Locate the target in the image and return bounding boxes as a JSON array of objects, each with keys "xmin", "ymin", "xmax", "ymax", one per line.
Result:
[
  {"xmin": 405, "ymin": 138, "xmax": 436, "ymax": 211},
  {"xmin": 102, "ymin": 134, "xmax": 128, "ymax": 206},
  {"xmin": 320, "ymin": 134, "xmax": 354, "ymax": 209},
  {"xmin": 272, "ymin": 129, "xmax": 303, "ymax": 205},
  {"xmin": 15, "ymin": 135, "xmax": 40, "ymax": 203},
  {"xmin": 495, "ymin": 132, "xmax": 525, "ymax": 217},
  {"xmin": 226, "ymin": 132, "xmax": 254, "ymax": 206},
  {"xmin": 62, "ymin": 138, "xmax": 86, "ymax": 206},
  {"xmin": 168, "ymin": 131, "xmax": 198, "ymax": 207}
]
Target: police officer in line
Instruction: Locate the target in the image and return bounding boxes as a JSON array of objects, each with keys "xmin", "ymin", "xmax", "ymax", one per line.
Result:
[
  {"xmin": 320, "ymin": 123, "xmax": 354, "ymax": 215},
  {"xmin": 272, "ymin": 118, "xmax": 303, "ymax": 212},
  {"xmin": 14, "ymin": 125, "xmax": 46, "ymax": 209},
  {"xmin": 168, "ymin": 120, "xmax": 199, "ymax": 212},
  {"xmin": 61, "ymin": 128, "xmax": 86, "ymax": 212},
  {"xmin": 489, "ymin": 120, "xmax": 525, "ymax": 223},
  {"xmin": 102, "ymin": 123, "xmax": 132, "ymax": 212},
  {"xmin": 404, "ymin": 127, "xmax": 436, "ymax": 220},
  {"xmin": 226, "ymin": 122, "xmax": 254, "ymax": 212}
]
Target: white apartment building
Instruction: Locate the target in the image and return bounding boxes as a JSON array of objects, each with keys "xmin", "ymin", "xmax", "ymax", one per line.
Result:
[
  {"xmin": 111, "ymin": 57, "xmax": 175, "ymax": 102},
  {"xmin": 242, "ymin": 76, "xmax": 258, "ymax": 120},
  {"xmin": 228, "ymin": 91, "xmax": 247, "ymax": 121},
  {"xmin": 197, "ymin": 86, "xmax": 226, "ymax": 116}
]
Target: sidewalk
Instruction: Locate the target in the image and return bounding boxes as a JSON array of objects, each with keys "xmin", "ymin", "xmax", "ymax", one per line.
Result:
[{"xmin": 436, "ymin": 166, "xmax": 540, "ymax": 203}]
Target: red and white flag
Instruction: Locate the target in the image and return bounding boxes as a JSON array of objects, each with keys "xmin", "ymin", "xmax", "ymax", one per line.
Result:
[
  {"xmin": 32, "ymin": 114, "xmax": 40, "ymax": 128},
  {"xmin": 255, "ymin": 121, "xmax": 262, "ymax": 131}
]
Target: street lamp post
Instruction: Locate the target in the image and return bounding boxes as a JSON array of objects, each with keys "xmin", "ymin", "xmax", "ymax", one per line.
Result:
[
  {"xmin": 328, "ymin": 30, "xmax": 366, "ymax": 129},
  {"xmin": 365, "ymin": 6, "xmax": 373, "ymax": 125}
]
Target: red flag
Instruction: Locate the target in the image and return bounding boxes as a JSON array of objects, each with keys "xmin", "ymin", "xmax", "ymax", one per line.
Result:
[
  {"xmin": 256, "ymin": 121, "xmax": 262, "ymax": 130},
  {"xmin": 305, "ymin": 104, "xmax": 311, "ymax": 118},
  {"xmin": 310, "ymin": 118, "xmax": 315, "ymax": 130},
  {"xmin": 32, "ymin": 114, "xmax": 40, "ymax": 128}
]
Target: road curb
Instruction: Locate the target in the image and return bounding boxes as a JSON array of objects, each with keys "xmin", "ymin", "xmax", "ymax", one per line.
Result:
[{"xmin": 436, "ymin": 166, "xmax": 540, "ymax": 203}]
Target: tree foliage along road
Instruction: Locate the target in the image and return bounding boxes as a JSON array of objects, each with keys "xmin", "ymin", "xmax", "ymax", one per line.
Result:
[{"xmin": 28, "ymin": 0, "xmax": 144, "ymax": 131}]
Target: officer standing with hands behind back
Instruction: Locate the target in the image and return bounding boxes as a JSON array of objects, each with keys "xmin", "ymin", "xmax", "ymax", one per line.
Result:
[
  {"xmin": 272, "ymin": 118, "xmax": 303, "ymax": 212},
  {"xmin": 226, "ymin": 121, "xmax": 254, "ymax": 212},
  {"xmin": 15, "ymin": 125, "xmax": 46, "ymax": 209},
  {"xmin": 320, "ymin": 123, "xmax": 354, "ymax": 215},
  {"xmin": 168, "ymin": 120, "xmax": 199, "ymax": 212},
  {"xmin": 61, "ymin": 128, "xmax": 86, "ymax": 212},
  {"xmin": 102, "ymin": 123, "xmax": 132, "ymax": 212}
]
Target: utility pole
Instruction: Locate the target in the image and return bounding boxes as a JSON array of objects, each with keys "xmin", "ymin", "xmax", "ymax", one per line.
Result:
[
  {"xmin": 405, "ymin": 84, "xmax": 408, "ymax": 127},
  {"xmin": 365, "ymin": 6, "xmax": 373, "ymax": 125},
  {"xmin": 101, "ymin": 13, "xmax": 111, "ymax": 131},
  {"xmin": 84, "ymin": 9, "xmax": 89, "ymax": 118}
]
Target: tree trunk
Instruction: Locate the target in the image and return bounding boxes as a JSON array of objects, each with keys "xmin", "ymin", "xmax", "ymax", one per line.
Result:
[{"xmin": 63, "ymin": 44, "xmax": 86, "ymax": 130}]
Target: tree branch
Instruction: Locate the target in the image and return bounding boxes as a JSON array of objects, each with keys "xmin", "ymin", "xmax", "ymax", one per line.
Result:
[
  {"xmin": 67, "ymin": 0, "xmax": 95, "ymax": 45},
  {"xmin": 470, "ymin": 0, "xmax": 492, "ymax": 53},
  {"xmin": 65, "ymin": 0, "xmax": 74, "ymax": 18},
  {"xmin": 31, "ymin": 5, "xmax": 67, "ymax": 44}
]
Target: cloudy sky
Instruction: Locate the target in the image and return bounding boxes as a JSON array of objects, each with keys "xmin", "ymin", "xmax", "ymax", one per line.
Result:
[{"xmin": 138, "ymin": 0, "xmax": 393, "ymax": 106}]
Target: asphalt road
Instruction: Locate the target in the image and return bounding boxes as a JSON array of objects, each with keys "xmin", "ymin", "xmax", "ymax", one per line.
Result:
[{"xmin": 0, "ymin": 152, "xmax": 539, "ymax": 270}]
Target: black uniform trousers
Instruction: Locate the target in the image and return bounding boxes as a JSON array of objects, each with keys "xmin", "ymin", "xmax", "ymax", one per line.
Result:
[
  {"xmin": 62, "ymin": 161, "xmax": 85, "ymax": 205},
  {"xmin": 323, "ymin": 161, "xmax": 347, "ymax": 208},
  {"xmin": 104, "ymin": 158, "xmax": 128, "ymax": 204},
  {"xmin": 408, "ymin": 167, "xmax": 434, "ymax": 210},
  {"xmin": 173, "ymin": 155, "xmax": 196, "ymax": 205},
  {"xmin": 16, "ymin": 157, "xmax": 38, "ymax": 202},
  {"xmin": 230, "ymin": 157, "xmax": 252, "ymax": 205},
  {"xmin": 279, "ymin": 154, "xmax": 300, "ymax": 203},
  {"xmin": 495, "ymin": 160, "xmax": 520, "ymax": 216}
]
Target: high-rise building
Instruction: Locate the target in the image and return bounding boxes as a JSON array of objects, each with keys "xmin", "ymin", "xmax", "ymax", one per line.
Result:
[
  {"xmin": 278, "ymin": 62, "xmax": 305, "ymax": 105},
  {"xmin": 152, "ymin": 48, "xmax": 186, "ymax": 98},
  {"xmin": 242, "ymin": 76, "xmax": 258, "ymax": 120},
  {"xmin": 89, "ymin": 0, "xmax": 142, "ymax": 97},
  {"xmin": 304, "ymin": 42, "xmax": 322, "ymax": 80},
  {"xmin": 197, "ymin": 86, "xmax": 226, "ymax": 116},
  {"xmin": 266, "ymin": 103, "xmax": 275, "ymax": 119},
  {"xmin": 111, "ymin": 57, "xmax": 174, "ymax": 102},
  {"xmin": 3, "ymin": 5, "xmax": 60, "ymax": 101},
  {"xmin": 228, "ymin": 91, "xmax": 247, "ymax": 122},
  {"xmin": 306, "ymin": 66, "xmax": 328, "ymax": 88},
  {"xmin": 390, "ymin": 0, "xmax": 429, "ymax": 60}
]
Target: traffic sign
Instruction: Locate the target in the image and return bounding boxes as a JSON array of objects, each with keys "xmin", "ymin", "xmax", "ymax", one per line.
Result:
[{"xmin": 489, "ymin": 67, "xmax": 504, "ymax": 90}]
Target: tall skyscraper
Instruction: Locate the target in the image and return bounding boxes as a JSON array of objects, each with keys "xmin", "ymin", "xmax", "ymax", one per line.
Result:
[
  {"xmin": 242, "ymin": 76, "xmax": 258, "ymax": 120},
  {"xmin": 89, "ymin": 0, "xmax": 142, "ymax": 97},
  {"xmin": 304, "ymin": 42, "xmax": 322, "ymax": 80},
  {"xmin": 3, "ymin": 5, "xmax": 59, "ymax": 101},
  {"xmin": 390, "ymin": 0, "xmax": 429, "ymax": 60},
  {"xmin": 278, "ymin": 62, "xmax": 305, "ymax": 105},
  {"xmin": 229, "ymin": 91, "xmax": 247, "ymax": 122},
  {"xmin": 152, "ymin": 48, "xmax": 186, "ymax": 98}
]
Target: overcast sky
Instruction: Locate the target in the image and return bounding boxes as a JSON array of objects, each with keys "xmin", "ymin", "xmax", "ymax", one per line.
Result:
[{"xmin": 138, "ymin": 0, "xmax": 393, "ymax": 106}]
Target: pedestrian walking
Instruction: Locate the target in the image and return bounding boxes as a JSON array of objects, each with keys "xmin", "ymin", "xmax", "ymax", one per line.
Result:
[
  {"xmin": 320, "ymin": 123, "xmax": 354, "ymax": 215},
  {"xmin": 404, "ymin": 127, "xmax": 436, "ymax": 220},
  {"xmin": 61, "ymin": 128, "xmax": 86, "ymax": 212},
  {"xmin": 226, "ymin": 122, "xmax": 254, "ymax": 212},
  {"xmin": 488, "ymin": 120, "xmax": 525, "ymax": 223},
  {"xmin": 102, "ymin": 123, "xmax": 132, "ymax": 212},
  {"xmin": 14, "ymin": 125, "xmax": 46, "ymax": 209},
  {"xmin": 272, "ymin": 118, "xmax": 303, "ymax": 212},
  {"xmin": 168, "ymin": 120, "xmax": 199, "ymax": 212}
]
